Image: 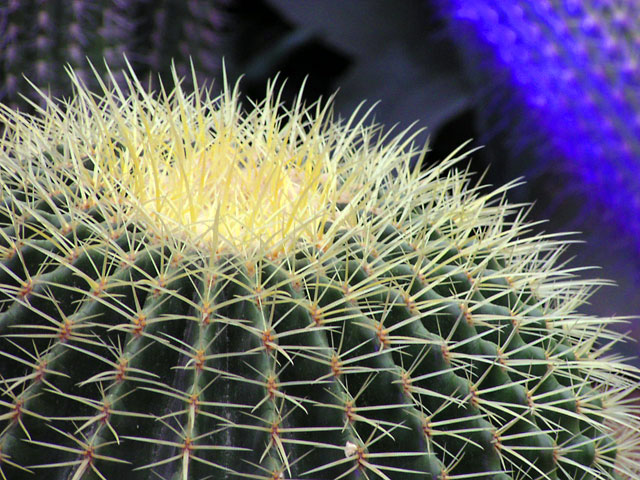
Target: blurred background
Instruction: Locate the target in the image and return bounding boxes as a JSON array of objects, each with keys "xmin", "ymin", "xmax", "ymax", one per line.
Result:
[{"xmin": 2, "ymin": 0, "xmax": 639, "ymax": 363}]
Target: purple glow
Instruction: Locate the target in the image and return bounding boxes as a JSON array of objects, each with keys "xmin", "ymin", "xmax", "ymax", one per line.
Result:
[{"xmin": 437, "ymin": 1, "xmax": 640, "ymax": 253}]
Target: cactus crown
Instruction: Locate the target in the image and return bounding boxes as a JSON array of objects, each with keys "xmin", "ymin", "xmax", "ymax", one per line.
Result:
[
  {"xmin": 3, "ymin": 64, "xmax": 440, "ymax": 255},
  {"xmin": 0, "ymin": 63, "xmax": 639, "ymax": 479}
]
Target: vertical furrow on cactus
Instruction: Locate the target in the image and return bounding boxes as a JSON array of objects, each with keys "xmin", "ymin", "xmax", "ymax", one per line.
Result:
[
  {"xmin": 255, "ymin": 262, "xmax": 335, "ymax": 478},
  {"xmin": 282, "ymin": 257, "xmax": 373, "ymax": 479},
  {"xmin": 140, "ymin": 285, "xmax": 202, "ymax": 480},
  {"xmin": 187, "ymin": 264, "xmax": 277, "ymax": 478},
  {"xmin": 176, "ymin": 282, "xmax": 226, "ymax": 479},
  {"xmin": 117, "ymin": 258, "xmax": 204, "ymax": 480},
  {"xmin": 74, "ymin": 255, "xmax": 187, "ymax": 479},
  {"xmin": 75, "ymin": 286, "xmax": 173, "ymax": 479},
  {"xmin": 192, "ymin": 260, "xmax": 276, "ymax": 477},
  {"xmin": 254, "ymin": 259, "xmax": 310, "ymax": 479}
]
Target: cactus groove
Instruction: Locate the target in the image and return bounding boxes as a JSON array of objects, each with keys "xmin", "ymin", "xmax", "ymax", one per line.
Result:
[{"xmin": 0, "ymin": 64, "xmax": 639, "ymax": 479}]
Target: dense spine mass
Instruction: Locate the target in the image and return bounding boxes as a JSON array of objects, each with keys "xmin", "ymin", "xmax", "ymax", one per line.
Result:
[{"xmin": 0, "ymin": 65, "xmax": 639, "ymax": 479}]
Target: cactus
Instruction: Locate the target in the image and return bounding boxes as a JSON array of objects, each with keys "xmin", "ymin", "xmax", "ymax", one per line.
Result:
[
  {"xmin": 434, "ymin": 1, "xmax": 640, "ymax": 258},
  {"xmin": 0, "ymin": 63, "xmax": 639, "ymax": 480},
  {"xmin": 0, "ymin": 0, "xmax": 226, "ymax": 110},
  {"xmin": 138, "ymin": 0, "xmax": 228, "ymax": 91}
]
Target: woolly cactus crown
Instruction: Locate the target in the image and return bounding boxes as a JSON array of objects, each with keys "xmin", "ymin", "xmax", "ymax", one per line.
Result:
[{"xmin": 0, "ymin": 63, "xmax": 639, "ymax": 479}]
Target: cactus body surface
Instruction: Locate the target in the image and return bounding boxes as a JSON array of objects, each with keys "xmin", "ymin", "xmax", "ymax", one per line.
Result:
[{"xmin": 0, "ymin": 64, "xmax": 639, "ymax": 480}]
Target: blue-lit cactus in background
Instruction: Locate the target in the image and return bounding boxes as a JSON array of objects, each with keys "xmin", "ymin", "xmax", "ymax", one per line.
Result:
[
  {"xmin": 0, "ymin": 0, "xmax": 226, "ymax": 109},
  {"xmin": 435, "ymin": 1, "xmax": 640, "ymax": 257}
]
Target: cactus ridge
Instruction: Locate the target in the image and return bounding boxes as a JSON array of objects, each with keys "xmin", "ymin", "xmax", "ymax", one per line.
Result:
[{"xmin": 0, "ymin": 64, "xmax": 639, "ymax": 479}]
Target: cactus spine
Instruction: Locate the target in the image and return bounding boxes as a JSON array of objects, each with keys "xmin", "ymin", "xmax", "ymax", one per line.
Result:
[{"xmin": 0, "ymin": 64, "xmax": 639, "ymax": 479}]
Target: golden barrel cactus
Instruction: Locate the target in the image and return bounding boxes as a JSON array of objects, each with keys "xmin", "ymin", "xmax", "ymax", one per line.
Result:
[{"xmin": 0, "ymin": 64, "xmax": 639, "ymax": 479}]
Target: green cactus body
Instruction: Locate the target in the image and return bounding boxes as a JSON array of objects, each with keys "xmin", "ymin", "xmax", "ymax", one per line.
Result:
[{"xmin": 0, "ymin": 64, "xmax": 639, "ymax": 480}]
